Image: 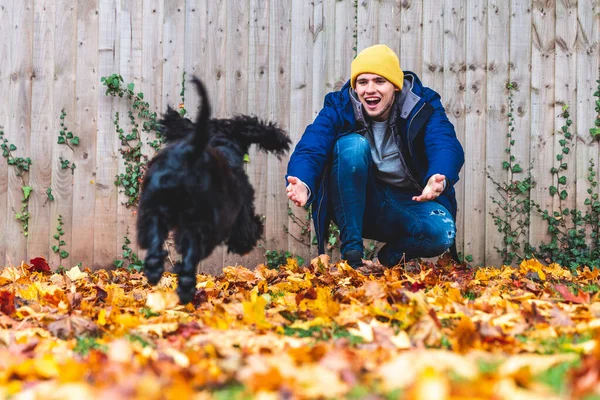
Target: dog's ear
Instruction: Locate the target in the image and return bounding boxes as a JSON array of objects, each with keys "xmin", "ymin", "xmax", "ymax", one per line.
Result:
[
  {"xmin": 228, "ymin": 115, "xmax": 292, "ymax": 158},
  {"xmin": 158, "ymin": 107, "xmax": 195, "ymax": 143}
]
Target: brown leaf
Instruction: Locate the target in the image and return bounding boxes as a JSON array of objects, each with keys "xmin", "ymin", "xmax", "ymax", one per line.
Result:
[
  {"xmin": 47, "ymin": 314, "xmax": 100, "ymax": 340},
  {"xmin": 0, "ymin": 290, "xmax": 16, "ymax": 315}
]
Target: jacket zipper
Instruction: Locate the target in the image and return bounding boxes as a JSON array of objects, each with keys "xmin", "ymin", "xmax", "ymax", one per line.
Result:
[
  {"xmin": 401, "ymin": 103, "xmax": 426, "ymax": 191},
  {"xmin": 315, "ymin": 169, "xmax": 327, "ymax": 252}
]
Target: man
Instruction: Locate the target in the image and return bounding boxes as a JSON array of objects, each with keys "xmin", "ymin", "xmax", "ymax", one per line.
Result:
[{"xmin": 286, "ymin": 44, "xmax": 464, "ymax": 269}]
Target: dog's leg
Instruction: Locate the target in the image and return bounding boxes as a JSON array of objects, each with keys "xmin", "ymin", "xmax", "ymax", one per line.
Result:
[
  {"xmin": 174, "ymin": 232, "xmax": 203, "ymax": 304},
  {"xmin": 141, "ymin": 214, "xmax": 169, "ymax": 285},
  {"xmin": 226, "ymin": 204, "xmax": 264, "ymax": 255}
]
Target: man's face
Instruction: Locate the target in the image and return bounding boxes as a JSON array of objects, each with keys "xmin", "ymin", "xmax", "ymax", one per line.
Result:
[{"xmin": 355, "ymin": 73, "xmax": 398, "ymax": 122}]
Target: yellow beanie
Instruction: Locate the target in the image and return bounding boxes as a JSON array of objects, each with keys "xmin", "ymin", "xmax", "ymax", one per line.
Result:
[{"xmin": 350, "ymin": 44, "xmax": 404, "ymax": 90}]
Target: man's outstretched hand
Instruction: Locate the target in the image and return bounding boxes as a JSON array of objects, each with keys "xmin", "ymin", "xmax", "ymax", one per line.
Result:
[
  {"xmin": 412, "ymin": 174, "xmax": 446, "ymax": 202},
  {"xmin": 286, "ymin": 176, "xmax": 308, "ymax": 207}
]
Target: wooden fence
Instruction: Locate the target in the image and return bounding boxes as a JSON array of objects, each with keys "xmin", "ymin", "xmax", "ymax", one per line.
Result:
[{"xmin": 0, "ymin": 0, "xmax": 599, "ymax": 272}]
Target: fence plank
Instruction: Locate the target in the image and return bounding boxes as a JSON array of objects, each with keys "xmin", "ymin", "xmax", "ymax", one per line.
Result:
[
  {"xmin": 463, "ymin": 0, "xmax": 487, "ymax": 264},
  {"xmin": 576, "ymin": 0, "xmax": 600, "ymax": 246},
  {"xmin": 400, "ymin": 0, "xmax": 423, "ymax": 75},
  {"xmin": 484, "ymin": 0, "xmax": 510, "ymax": 266},
  {"xmin": 377, "ymin": 0, "xmax": 400, "ymax": 51},
  {"xmin": 71, "ymin": 0, "xmax": 99, "ymax": 268},
  {"xmin": 286, "ymin": 1, "xmax": 313, "ymax": 261},
  {"xmin": 356, "ymin": 0, "xmax": 377, "ymax": 51},
  {"xmin": 245, "ymin": 0, "xmax": 270, "ymax": 268},
  {"xmin": 553, "ymin": 0, "xmax": 578, "ymax": 243},
  {"xmin": 421, "ymin": 1, "xmax": 444, "ymax": 100},
  {"xmin": 94, "ymin": 0, "xmax": 119, "ymax": 268},
  {"xmin": 443, "ymin": 0, "xmax": 466, "ymax": 257},
  {"xmin": 332, "ymin": 0, "xmax": 355, "ymax": 91},
  {"xmin": 223, "ymin": 0, "xmax": 250, "ymax": 268},
  {"xmin": 0, "ymin": 4, "xmax": 11, "ymax": 265},
  {"xmin": 5, "ymin": 1, "xmax": 33, "ymax": 266},
  {"xmin": 199, "ymin": 0, "xmax": 227, "ymax": 274},
  {"xmin": 529, "ymin": 0, "xmax": 556, "ymax": 247},
  {"xmin": 162, "ymin": 1, "xmax": 185, "ymax": 112},
  {"xmin": 28, "ymin": 1, "xmax": 55, "ymax": 261},
  {"xmin": 507, "ymin": 0, "xmax": 532, "ymax": 265},
  {"xmin": 116, "ymin": 0, "xmax": 143, "ymax": 263},
  {"xmin": 49, "ymin": 1, "xmax": 77, "ymax": 270},
  {"xmin": 265, "ymin": 0, "xmax": 291, "ymax": 258}
]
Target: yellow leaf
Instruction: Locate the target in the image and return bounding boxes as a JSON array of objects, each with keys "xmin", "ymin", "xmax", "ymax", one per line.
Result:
[
  {"xmin": 145, "ymin": 290, "xmax": 179, "ymax": 312},
  {"xmin": 65, "ymin": 266, "xmax": 88, "ymax": 281},
  {"xmin": 242, "ymin": 290, "xmax": 272, "ymax": 329},
  {"xmin": 519, "ymin": 258, "xmax": 546, "ymax": 280}
]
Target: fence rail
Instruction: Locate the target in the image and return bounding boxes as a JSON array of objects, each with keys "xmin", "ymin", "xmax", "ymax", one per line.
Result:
[{"xmin": 0, "ymin": 0, "xmax": 599, "ymax": 271}]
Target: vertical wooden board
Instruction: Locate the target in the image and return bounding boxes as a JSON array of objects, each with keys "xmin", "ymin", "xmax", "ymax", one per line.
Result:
[
  {"xmin": 553, "ymin": 0, "xmax": 578, "ymax": 226},
  {"xmin": 508, "ymin": 0, "xmax": 532, "ymax": 264},
  {"xmin": 529, "ymin": 0, "xmax": 556, "ymax": 248},
  {"xmin": 463, "ymin": 0, "xmax": 487, "ymax": 264},
  {"xmin": 0, "ymin": 3, "xmax": 10, "ymax": 265},
  {"xmin": 442, "ymin": 0, "xmax": 466, "ymax": 257},
  {"xmin": 6, "ymin": 0, "xmax": 33, "ymax": 266},
  {"xmin": 116, "ymin": 0, "xmax": 143, "ymax": 260},
  {"xmin": 183, "ymin": 0, "xmax": 207, "ymax": 115},
  {"xmin": 94, "ymin": 0, "xmax": 119, "ymax": 268},
  {"xmin": 244, "ymin": 0, "xmax": 270, "ymax": 268},
  {"xmin": 484, "ymin": 0, "xmax": 509, "ymax": 266},
  {"xmin": 333, "ymin": 0, "xmax": 356, "ymax": 90},
  {"xmin": 265, "ymin": 0, "xmax": 291, "ymax": 258},
  {"xmin": 400, "ymin": 0, "xmax": 423, "ymax": 75},
  {"xmin": 50, "ymin": 1, "xmax": 77, "ymax": 270},
  {"xmin": 71, "ymin": 0, "xmax": 99, "ymax": 268},
  {"xmin": 140, "ymin": 0, "xmax": 163, "ymax": 161},
  {"xmin": 356, "ymin": 0, "xmax": 378, "ymax": 51},
  {"xmin": 162, "ymin": 0, "xmax": 185, "ymax": 111},
  {"xmin": 575, "ymin": 0, "xmax": 600, "ymax": 239},
  {"xmin": 223, "ymin": 0, "xmax": 251, "ymax": 268},
  {"xmin": 377, "ymin": 0, "xmax": 401, "ymax": 51},
  {"xmin": 199, "ymin": 0, "xmax": 227, "ymax": 275},
  {"xmin": 285, "ymin": 0, "xmax": 313, "ymax": 262},
  {"xmin": 28, "ymin": 0, "xmax": 55, "ymax": 261},
  {"xmin": 421, "ymin": 0, "xmax": 444, "ymax": 95}
]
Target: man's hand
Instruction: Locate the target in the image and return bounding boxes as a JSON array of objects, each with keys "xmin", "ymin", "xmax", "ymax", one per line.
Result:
[
  {"xmin": 286, "ymin": 176, "xmax": 308, "ymax": 207},
  {"xmin": 412, "ymin": 174, "xmax": 446, "ymax": 202}
]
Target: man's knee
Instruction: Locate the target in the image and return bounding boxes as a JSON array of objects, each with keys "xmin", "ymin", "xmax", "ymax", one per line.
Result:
[
  {"xmin": 333, "ymin": 134, "xmax": 371, "ymax": 167},
  {"xmin": 420, "ymin": 210, "xmax": 456, "ymax": 256}
]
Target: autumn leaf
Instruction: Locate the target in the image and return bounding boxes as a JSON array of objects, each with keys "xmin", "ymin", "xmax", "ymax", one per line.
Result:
[
  {"xmin": 28, "ymin": 257, "xmax": 51, "ymax": 273},
  {"xmin": 554, "ymin": 284, "xmax": 590, "ymax": 304}
]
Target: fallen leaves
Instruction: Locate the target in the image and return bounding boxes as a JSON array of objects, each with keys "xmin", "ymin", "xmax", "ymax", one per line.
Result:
[{"xmin": 0, "ymin": 257, "xmax": 599, "ymax": 399}]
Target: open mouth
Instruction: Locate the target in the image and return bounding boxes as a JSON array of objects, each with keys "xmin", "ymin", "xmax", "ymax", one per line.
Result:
[{"xmin": 364, "ymin": 97, "xmax": 381, "ymax": 108}]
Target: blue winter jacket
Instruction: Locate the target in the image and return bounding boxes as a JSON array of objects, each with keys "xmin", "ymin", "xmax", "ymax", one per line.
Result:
[{"xmin": 286, "ymin": 71, "xmax": 465, "ymax": 255}]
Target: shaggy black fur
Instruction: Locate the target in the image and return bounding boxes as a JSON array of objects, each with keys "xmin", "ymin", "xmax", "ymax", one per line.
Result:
[{"xmin": 137, "ymin": 77, "xmax": 291, "ymax": 304}]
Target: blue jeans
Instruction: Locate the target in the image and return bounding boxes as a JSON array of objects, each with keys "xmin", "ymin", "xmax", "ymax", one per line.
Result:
[{"xmin": 330, "ymin": 133, "xmax": 456, "ymax": 266}]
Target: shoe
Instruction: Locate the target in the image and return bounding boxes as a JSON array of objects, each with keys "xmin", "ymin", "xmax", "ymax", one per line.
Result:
[{"xmin": 343, "ymin": 249, "xmax": 363, "ymax": 269}]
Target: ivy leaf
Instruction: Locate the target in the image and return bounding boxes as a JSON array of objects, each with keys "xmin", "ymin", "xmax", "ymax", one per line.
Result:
[
  {"xmin": 549, "ymin": 186, "xmax": 557, "ymax": 196},
  {"xmin": 22, "ymin": 186, "xmax": 33, "ymax": 200},
  {"xmin": 511, "ymin": 164, "xmax": 523, "ymax": 173},
  {"xmin": 558, "ymin": 176, "xmax": 567, "ymax": 185}
]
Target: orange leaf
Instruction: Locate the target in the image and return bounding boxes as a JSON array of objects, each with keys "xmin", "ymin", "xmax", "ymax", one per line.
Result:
[{"xmin": 554, "ymin": 284, "xmax": 590, "ymax": 304}]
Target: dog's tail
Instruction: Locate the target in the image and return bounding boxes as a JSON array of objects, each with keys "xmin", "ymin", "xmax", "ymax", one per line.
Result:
[
  {"xmin": 191, "ymin": 77, "xmax": 211, "ymax": 152},
  {"xmin": 230, "ymin": 115, "xmax": 292, "ymax": 158}
]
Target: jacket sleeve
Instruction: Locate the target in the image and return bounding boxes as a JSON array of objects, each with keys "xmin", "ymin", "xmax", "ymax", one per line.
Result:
[
  {"xmin": 420, "ymin": 87, "xmax": 465, "ymax": 190},
  {"xmin": 286, "ymin": 96, "xmax": 341, "ymax": 205}
]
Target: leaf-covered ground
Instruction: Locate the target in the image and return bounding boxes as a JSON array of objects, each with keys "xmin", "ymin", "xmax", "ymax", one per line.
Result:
[{"xmin": 1, "ymin": 255, "xmax": 600, "ymax": 399}]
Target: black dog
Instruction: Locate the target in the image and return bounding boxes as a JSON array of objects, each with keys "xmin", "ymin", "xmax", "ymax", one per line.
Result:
[{"xmin": 137, "ymin": 77, "xmax": 291, "ymax": 304}]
